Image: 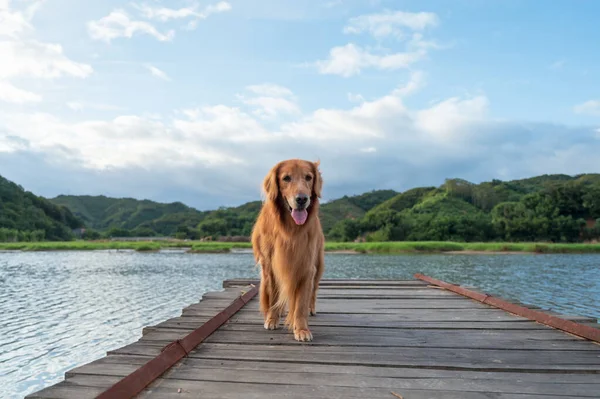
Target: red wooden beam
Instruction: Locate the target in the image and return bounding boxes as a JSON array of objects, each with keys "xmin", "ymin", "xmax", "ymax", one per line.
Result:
[
  {"xmin": 95, "ymin": 284, "xmax": 259, "ymax": 399},
  {"xmin": 414, "ymin": 273, "xmax": 600, "ymax": 343}
]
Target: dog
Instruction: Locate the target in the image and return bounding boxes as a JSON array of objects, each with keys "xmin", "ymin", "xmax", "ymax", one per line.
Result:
[{"xmin": 251, "ymin": 159, "xmax": 325, "ymax": 342}]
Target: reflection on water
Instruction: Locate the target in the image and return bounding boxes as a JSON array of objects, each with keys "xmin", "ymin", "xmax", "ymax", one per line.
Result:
[{"xmin": 0, "ymin": 251, "xmax": 599, "ymax": 398}]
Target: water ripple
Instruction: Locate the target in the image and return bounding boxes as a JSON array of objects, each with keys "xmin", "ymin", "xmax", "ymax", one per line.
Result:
[{"xmin": 1, "ymin": 251, "xmax": 599, "ymax": 399}]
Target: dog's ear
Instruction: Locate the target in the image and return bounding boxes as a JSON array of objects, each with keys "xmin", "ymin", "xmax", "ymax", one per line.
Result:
[
  {"xmin": 262, "ymin": 164, "xmax": 279, "ymax": 202},
  {"xmin": 312, "ymin": 160, "xmax": 323, "ymax": 199}
]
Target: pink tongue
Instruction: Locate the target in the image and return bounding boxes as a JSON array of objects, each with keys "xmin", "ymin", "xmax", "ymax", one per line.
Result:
[{"xmin": 291, "ymin": 209, "xmax": 308, "ymax": 225}]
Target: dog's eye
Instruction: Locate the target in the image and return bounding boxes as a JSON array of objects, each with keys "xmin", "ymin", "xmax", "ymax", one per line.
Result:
[
  {"xmin": 305, "ymin": 175, "xmax": 313, "ymax": 181},
  {"xmin": 282, "ymin": 176, "xmax": 291, "ymax": 182}
]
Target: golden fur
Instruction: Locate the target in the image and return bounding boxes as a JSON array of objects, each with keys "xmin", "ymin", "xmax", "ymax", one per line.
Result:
[{"xmin": 251, "ymin": 159, "xmax": 325, "ymax": 342}]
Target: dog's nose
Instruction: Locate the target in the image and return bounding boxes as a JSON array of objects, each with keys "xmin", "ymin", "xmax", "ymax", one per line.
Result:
[{"xmin": 295, "ymin": 194, "xmax": 308, "ymax": 207}]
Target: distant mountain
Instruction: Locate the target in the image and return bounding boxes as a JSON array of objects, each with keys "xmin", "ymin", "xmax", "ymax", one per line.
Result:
[
  {"xmin": 319, "ymin": 190, "xmax": 398, "ymax": 233},
  {"xmin": 50, "ymin": 195, "xmax": 208, "ymax": 236},
  {"xmin": 340, "ymin": 173, "xmax": 600, "ymax": 243},
  {"xmin": 49, "ymin": 189, "xmax": 398, "ymax": 239},
  {"xmin": 0, "ymin": 175, "xmax": 83, "ymax": 241},
  {"xmin": 3, "ymin": 172, "xmax": 600, "ymax": 243}
]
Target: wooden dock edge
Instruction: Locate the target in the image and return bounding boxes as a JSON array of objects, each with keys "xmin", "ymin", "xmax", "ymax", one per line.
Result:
[
  {"xmin": 95, "ymin": 284, "xmax": 259, "ymax": 399},
  {"xmin": 415, "ymin": 273, "xmax": 600, "ymax": 343},
  {"xmin": 24, "ymin": 277, "xmax": 600, "ymax": 399}
]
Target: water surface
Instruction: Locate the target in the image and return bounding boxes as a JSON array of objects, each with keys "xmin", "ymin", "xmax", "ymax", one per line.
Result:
[{"xmin": 1, "ymin": 251, "xmax": 599, "ymax": 399}]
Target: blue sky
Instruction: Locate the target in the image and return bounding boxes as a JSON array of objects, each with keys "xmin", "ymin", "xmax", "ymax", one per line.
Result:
[{"xmin": 1, "ymin": 0, "xmax": 599, "ymax": 210}]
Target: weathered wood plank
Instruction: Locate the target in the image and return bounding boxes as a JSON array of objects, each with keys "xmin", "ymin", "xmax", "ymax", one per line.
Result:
[
  {"xmin": 158, "ymin": 315, "xmax": 554, "ymax": 330},
  {"xmin": 26, "ymin": 278, "xmax": 600, "ymax": 399},
  {"xmin": 185, "ymin": 298, "xmax": 491, "ymax": 312},
  {"xmin": 25, "ymin": 382, "xmax": 105, "ymax": 399},
  {"xmin": 138, "ymin": 379, "xmax": 590, "ymax": 399},
  {"xmin": 137, "ymin": 326, "xmax": 596, "ymax": 351},
  {"xmin": 223, "ymin": 279, "xmax": 428, "ymax": 288},
  {"xmin": 223, "ymin": 308, "xmax": 530, "ymax": 321},
  {"xmin": 188, "ymin": 343, "xmax": 600, "ymax": 371},
  {"xmin": 155, "ymin": 358, "xmax": 600, "ymax": 383},
  {"xmin": 156, "ymin": 361, "xmax": 600, "ymax": 397}
]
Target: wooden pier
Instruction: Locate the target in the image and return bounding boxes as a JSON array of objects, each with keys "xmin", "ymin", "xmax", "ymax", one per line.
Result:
[{"xmin": 27, "ymin": 277, "xmax": 600, "ymax": 399}]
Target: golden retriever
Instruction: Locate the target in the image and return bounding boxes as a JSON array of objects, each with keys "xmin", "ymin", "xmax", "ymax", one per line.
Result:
[{"xmin": 251, "ymin": 159, "xmax": 325, "ymax": 342}]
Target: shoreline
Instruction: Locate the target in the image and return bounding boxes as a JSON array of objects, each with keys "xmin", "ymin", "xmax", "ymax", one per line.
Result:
[{"xmin": 1, "ymin": 241, "xmax": 600, "ymax": 255}]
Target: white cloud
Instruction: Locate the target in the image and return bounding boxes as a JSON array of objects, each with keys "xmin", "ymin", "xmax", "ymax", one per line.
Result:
[
  {"xmin": 0, "ymin": 40, "xmax": 92, "ymax": 79},
  {"xmin": 344, "ymin": 10, "xmax": 439, "ymax": 39},
  {"xmin": 2, "ymin": 79, "xmax": 599, "ymax": 208},
  {"xmin": 0, "ymin": 0, "xmax": 42, "ymax": 38},
  {"xmin": 0, "ymin": 0, "xmax": 91, "ymax": 107},
  {"xmin": 173, "ymin": 104, "xmax": 275, "ymax": 142},
  {"xmin": 415, "ymin": 96, "xmax": 489, "ymax": 139},
  {"xmin": 88, "ymin": 9, "xmax": 175, "ymax": 42},
  {"xmin": 0, "ymin": 80, "xmax": 41, "ymax": 103},
  {"xmin": 312, "ymin": 10, "xmax": 441, "ymax": 77},
  {"xmin": 237, "ymin": 84, "xmax": 299, "ymax": 119},
  {"xmin": 144, "ymin": 64, "xmax": 171, "ymax": 81},
  {"xmin": 0, "ymin": 111, "xmax": 242, "ymax": 169},
  {"xmin": 315, "ymin": 43, "xmax": 424, "ymax": 77},
  {"xmin": 574, "ymin": 100, "xmax": 600, "ymax": 117},
  {"xmin": 133, "ymin": 3, "xmax": 197, "ymax": 21},
  {"xmin": 347, "ymin": 93, "xmax": 365, "ymax": 103},
  {"xmin": 134, "ymin": 1, "xmax": 231, "ymax": 22},
  {"xmin": 243, "ymin": 96, "xmax": 300, "ymax": 119}
]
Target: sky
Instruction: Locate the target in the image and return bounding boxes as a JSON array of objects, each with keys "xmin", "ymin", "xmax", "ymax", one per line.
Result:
[{"xmin": 1, "ymin": 0, "xmax": 599, "ymax": 210}]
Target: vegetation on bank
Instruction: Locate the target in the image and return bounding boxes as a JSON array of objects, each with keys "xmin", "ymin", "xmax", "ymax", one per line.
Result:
[
  {"xmin": 2, "ymin": 240, "xmax": 600, "ymax": 254},
  {"xmin": 0, "ymin": 176, "xmax": 83, "ymax": 241},
  {"xmin": 3, "ymin": 172, "xmax": 600, "ymax": 245}
]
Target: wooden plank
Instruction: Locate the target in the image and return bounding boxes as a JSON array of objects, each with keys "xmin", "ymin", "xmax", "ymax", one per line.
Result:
[
  {"xmin": 138, "ymin": 325, "xmax": 595, "ymax": 351},
  {"xmin": 65, "ymin": 355, "xmax": 153, "ymax": 378},
  {"xmin": 25, "ymin": 382, "xmax": 105, "ymax": 399},
  {"xmin": 202, "ymin": 291, "xmax": 459, "ymax": 301},
  {"xmin": 25, "ymin": 278, "xmax": 600, "ymax": 399},
  {"xmin": 204, "ymin": 335, "xmax": 595, "ymax": 351},
  {"xmin": 137, "ymin": 379, "xmax": 589, "ymax": 399},
  {"xmin": 156, "ymin": 362, "xmax": 600, "ymax": 397},
  {"xmin": 188, "ymin": 343, "xmax": 600, "ymax": 372},
  {"xmin": 186, "ymin": 298, "xmax": 491, "ymax": 311},
  {"xmin": 223, "ymin": 308, "xmax": 531, "ymax": 322},
  {"xmin": 156, "ymin": 357, "xmax": 600, "ymax": 383},
  {"xmin": 158, "ymin": 315, "xmax": 554, "ymax": 330},
  {"xmin": 215, "ymin": 323, "xmax": 576, "ymax": 338},
  {"xmin": 223, "ymin": 279, "xmax": 428, "ymax": 287}
]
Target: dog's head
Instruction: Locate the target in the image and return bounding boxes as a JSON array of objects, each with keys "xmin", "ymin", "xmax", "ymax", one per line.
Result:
[{"xmin": 262, "ymin": 159, "xmax": 323, "ymax": 225}]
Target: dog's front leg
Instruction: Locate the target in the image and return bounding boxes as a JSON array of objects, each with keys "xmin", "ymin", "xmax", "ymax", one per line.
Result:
[
  {"xmin": 293, "ymin": 277, "xmax": 314, "ymax": 342},
  {"xmin": 260, "ymin": 268, "xmax": 281, "ymax": 330}
]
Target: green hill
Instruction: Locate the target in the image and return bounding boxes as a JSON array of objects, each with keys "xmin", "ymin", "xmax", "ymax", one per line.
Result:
[
  {"xmin": 319, "ymin": 189, "xmax": 398, "ymax": 233},
  {"xmin": 47, "ymin": 190, "xmax": 397, "ymax": 240},
  {"xmin": 0, "ymin": 175, "xmax": 83, "ymax": 241},
  {"xmin": 3, "ymin": 172, "xmax": 600, "ymax": 243},
  {"xmin": 50, "ymin": 195, "xmax": 209, "ymax": 237},
  {"xmin": 337, "ymin": 174, "xmax": 600, "ymax": 243}
]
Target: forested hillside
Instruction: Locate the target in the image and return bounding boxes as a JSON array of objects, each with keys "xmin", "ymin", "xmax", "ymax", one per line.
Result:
[
  {"xmin": 49, "ymin": 190, "xmax": 397, "ymax": 239},
  {"xmin": 50, "ymin": 195, "xmax": 209, "ymax": 238},
  {"xmin": 329, "ymin": 174, "xmax": 600, "ymax": 243},
  {"xmin": 0, "ymin": 175, "xmax": 83, "ymax": 241},
  {"xmin": 2, "ymin": 173, "xmax": 600, "ymax": 243}
]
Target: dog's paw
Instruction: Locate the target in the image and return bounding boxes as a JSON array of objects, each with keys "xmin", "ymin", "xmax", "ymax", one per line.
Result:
[
  {"xmin": 309, "ymin": 307, "xmax": 317, "ymax": 316},
  {"xmin": 264, "ymin": 318, "xmax": 279, "ymax": 330},
  {"xmin": 294, "ymin": 328, "xmax": 313, "ymax": 342}
]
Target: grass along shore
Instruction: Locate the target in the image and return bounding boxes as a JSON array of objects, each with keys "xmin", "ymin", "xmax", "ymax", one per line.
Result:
[{"xmin": 1, "ymin": 240, "xmax": 600, "ymax": 254}]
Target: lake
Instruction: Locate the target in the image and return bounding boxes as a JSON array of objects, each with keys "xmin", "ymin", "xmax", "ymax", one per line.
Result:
[{"xmin": 1, "ymin": 250, "xmax": 599, "ymax": 399}]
